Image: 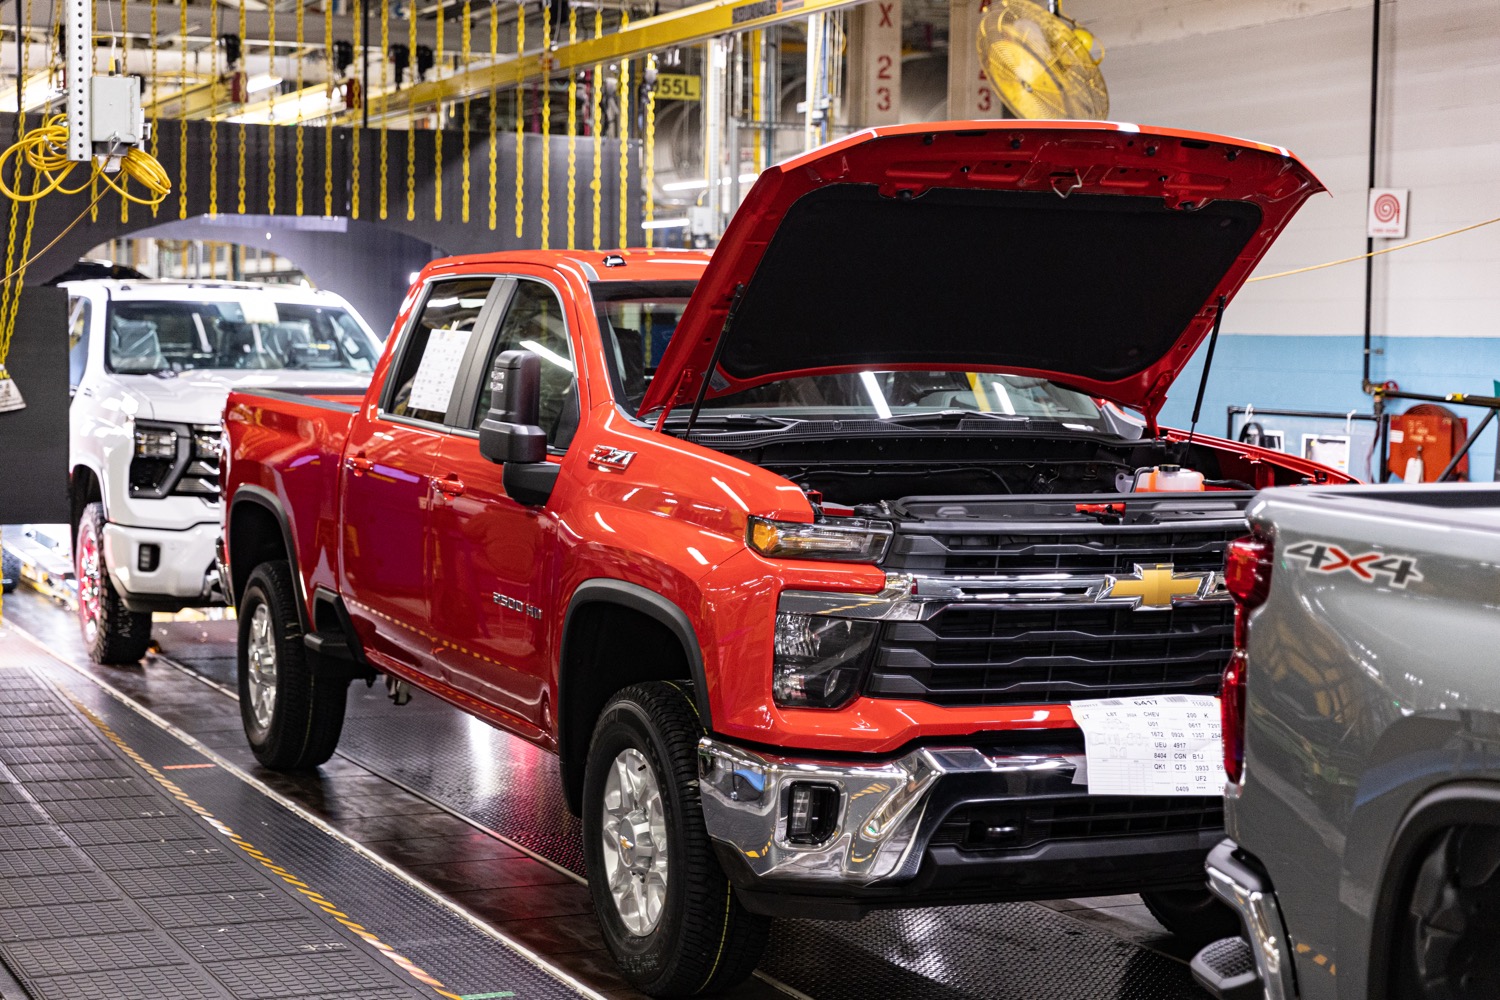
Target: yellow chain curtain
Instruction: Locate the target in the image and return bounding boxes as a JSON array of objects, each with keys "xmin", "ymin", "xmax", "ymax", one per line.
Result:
[
  {"xmin": 178, "ymin": 0, "xmax": 188, "ymax": 219},
  {"xmin": 616, "ymin": 11, "xmax": 630, "ymax": 249},
  {"xmin": 406, "ymin": 0, "xmax": 417, "ymax": 221},
  {"xmin": 433, "ymin": 0, "xmax": 445, "ymax": 221},
  {"xmin": 151, "ymin": 0, "xmax": 162, "ymax": 216},
  {"xmin": 324, "ymin": 0, "xmax": 335, "ymax": 216},
  {"xmin": 208, "ymin": 0, "xmax": 219, "ymax": 215},
  {"xmin": 460, "ymin": 0, "xmax": 472, "ymax": 223},
  {"xmin": 265, "ymin": 0, "xmax": 277, "ymax": 214},
  {"xmin": 565, "ymin": 5, "xmax": 576, "ymax": 248},
  {"xmin": 295, "ymin": 0, "xmax": 305, "ymax": 214},
  {"xmin": 351, "ymin": 0, "xmax": 362, "ymax": 219},
  {"xmin": 590, "ymin": 7, "xmax": 601, "ymax": 250},
  {"xmin": 513, "ymin": 0, "xmax": 525, "ymax": 239},
  {"xmin": 379, "ymin": 0, "xmax": 390, "ymax": 219},
  {"xmin": 487, "ymin": 1, "xmax": 498, "ymax": 230},
  {"xmin": 644, "ymin": 54, "xmax": 655, "ymax": 248},
  {"xmin": 236, "ymin": 0, "xmax": 246, "ymax": 213},
  {"xmin": 539, "ymin": 0, "xmax": 550, "ymax": 249}
]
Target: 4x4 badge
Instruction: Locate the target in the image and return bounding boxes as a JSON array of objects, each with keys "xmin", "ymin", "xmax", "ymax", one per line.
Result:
[{"xmin": 1102, "ymin": 564, "xmax": 1214, "ymax": 610}]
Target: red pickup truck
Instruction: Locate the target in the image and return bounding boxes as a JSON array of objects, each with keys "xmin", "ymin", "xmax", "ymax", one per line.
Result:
[{"xmin": 220, "ymin": 121, "xmax": 1350, "ymax": 996}]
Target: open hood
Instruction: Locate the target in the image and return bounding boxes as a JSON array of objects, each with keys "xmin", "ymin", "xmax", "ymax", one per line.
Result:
[{"xmin": 640, "ymin": 121, "xmax": 1324, "ymax": 425}]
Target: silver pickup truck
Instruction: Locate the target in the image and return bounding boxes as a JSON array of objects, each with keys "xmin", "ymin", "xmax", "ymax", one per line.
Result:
[{"xmin": 1191, "ymin": 483, "xmax": 1500, "ymax": 1000}]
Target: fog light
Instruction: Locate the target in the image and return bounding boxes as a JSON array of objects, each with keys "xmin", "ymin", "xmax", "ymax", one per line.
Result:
[
  {"xmin": 773, "ymin": 613, "xmax": 877, "ymax": 709},
  {"xmin": 137, "ymin": 544, "xmax": 160, "ymax": 572},
  {"xmin": 786, "ymin": 782, "xmax": 840, "ymax": 846}
]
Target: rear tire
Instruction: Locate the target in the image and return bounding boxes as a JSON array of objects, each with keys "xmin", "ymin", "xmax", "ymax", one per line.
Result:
[
  {"xmin": 75, "ymin": 502, "xmax": 152, "ymax": 664},
  {"xmin": 1395, "ymin": 826, "xmax": 1500, "ymax": 999},
  {"xmin": 1142, "ymin": 887, "xmax": 1242, "ymax": 948},
  {"xmin": 2, "ymin": 547, "xmax": 18, "ymax": 593},
  {"xmin": 237, "ymin": 560, "xmax": 346, "ymax": 770},
  {"xmin": 583, "ymin": 682, "xmax": 769, "ymax": 997}
]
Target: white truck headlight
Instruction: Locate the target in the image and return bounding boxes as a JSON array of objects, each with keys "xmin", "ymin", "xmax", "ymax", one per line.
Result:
[{"xmin": 134, "ymin": 424, "xmax": 179, "ymax": 459}]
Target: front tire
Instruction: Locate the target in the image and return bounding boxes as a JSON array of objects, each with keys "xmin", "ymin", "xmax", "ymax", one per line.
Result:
[
  {"xmin": 583, "ymin": 682, "xmax": 769, "ymax": 997},
  {"xmin": 237, "ymin": 560, "xmax": 346, "ymax": 770},
  {"xmin": 1142, "ymin": 887, "xmax": 1242, "ymax": 947},
  {"xmin": 75, "ymin": 501, "xmax": 152, "ymax": 664}
]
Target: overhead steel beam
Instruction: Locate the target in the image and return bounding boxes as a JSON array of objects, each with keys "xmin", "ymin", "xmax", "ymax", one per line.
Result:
[{"xmin": 346, "ymin": 0, "xmax": 864, "ymax": 122}]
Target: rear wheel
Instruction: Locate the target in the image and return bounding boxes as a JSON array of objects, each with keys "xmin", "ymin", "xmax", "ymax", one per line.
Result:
[
  {"xmin": 1396, "ymin": 826, "xmax": 1500, "ymax": 999},
  {"xmin": 236, "ymin": 560, "xmax": 346, "ymax": 770},
  {"xmin": 1142, "ymin": 887, "xmax": 1242, "ymax": 948},
  {"xmin": 75, "ymin": 502, "xmax": 152, "ymax": 664},
  {"xmin": 2, "ymin": 546, "xmax": 18, "ymax": 593},
  {"xmin": 583, "ymin": 682, "xmax": 769, "ymax": 997}
]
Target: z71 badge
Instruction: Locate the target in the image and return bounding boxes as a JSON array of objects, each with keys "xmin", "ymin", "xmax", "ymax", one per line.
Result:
[{"xmin": 1283, "ymin": 541, "xmax": 1422, "ymax": 588}]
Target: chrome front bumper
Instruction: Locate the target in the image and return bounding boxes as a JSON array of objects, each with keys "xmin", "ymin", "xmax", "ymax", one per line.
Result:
[
  {"xmin": 1204, "ymin": 839, "xmax": 1298, "ymax": 1000},
  {"xmin": 697, "ymin": 738, "xmax": 1082, "ymax": 885}
]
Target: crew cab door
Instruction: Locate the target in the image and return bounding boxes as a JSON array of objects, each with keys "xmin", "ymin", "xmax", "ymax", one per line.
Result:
[
  {"xmin": 339, "ymin": 275, "xmax": 505, "ymax": 673},
  {"xmin": 429, "ymin": 275, "xmax": 579, "ymax": 742}
]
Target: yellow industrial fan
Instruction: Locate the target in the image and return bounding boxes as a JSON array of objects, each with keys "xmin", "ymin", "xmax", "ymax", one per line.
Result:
[{"xmin": 976, "ymin": 0, "xmax": 1109, "ymax": 120}]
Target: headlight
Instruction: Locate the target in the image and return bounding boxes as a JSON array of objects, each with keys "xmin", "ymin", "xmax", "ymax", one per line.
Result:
[
  {"xmin": 773, "ymin": 613, "xmax": 878, "ymax": 709},
  {"xmin": 134, "ymin": 424, "xmax": 179, "ymax": 459},
  {"xmin": 748, "ymin": 516, "xmax": 892, "ymax": 563}
]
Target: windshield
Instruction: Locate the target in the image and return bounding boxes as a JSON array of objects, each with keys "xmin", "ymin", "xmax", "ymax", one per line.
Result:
[
  {"xmin": 592, "ymin": 280, "xmax": 1107, "ymax": 428},
  {"xmin": 106, "ymin": 298, "xmax": 378, "ymax": 374}
]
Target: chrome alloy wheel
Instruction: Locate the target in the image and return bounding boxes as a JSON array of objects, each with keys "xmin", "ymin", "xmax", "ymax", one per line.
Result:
[
  {"xmin": 76, "ymin": 521, "xmax": 102, "ymax": 643},
  {"xmin": 245, "ymin": 603, "xmax": 278, "ymax": 734},
  {"xmin": 601, "ymin": 747, "xmax": 670, "ymax": 936}
]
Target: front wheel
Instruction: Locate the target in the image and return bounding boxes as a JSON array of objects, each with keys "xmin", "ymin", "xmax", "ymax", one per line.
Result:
[
  {"xmin": 75, "ymin": 501, "xmax": 152, "ymax": 664},
  {"xmin": 583, "ymin": 682, "xmax": 769, "ymax": 997},
  {"xmin": 1141, "ymin": 887, "xmax": 1242, "ymax": 948},
  {"xmin": 236, "ymin": 560, "xmax": 346, "ymax": 770}
]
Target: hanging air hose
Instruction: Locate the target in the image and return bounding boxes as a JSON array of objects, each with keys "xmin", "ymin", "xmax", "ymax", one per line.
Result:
[{"xmin": 325, "ymin": 0, "xmax": 336, "ymax": 216}]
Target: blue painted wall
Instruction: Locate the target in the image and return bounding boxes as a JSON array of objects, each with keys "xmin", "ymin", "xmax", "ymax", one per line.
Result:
[{"xmin": 1156, "ymin": 335, "xmax": 1500, "ymax": 482}]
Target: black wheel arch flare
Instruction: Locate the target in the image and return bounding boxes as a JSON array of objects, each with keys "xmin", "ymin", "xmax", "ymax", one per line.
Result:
[{"xmin": 557, "ymin": 579, "xmax": 713, "ymax": 815}]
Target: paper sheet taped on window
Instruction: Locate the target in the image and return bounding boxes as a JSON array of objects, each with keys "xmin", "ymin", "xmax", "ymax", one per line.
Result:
[
  {"xmin": 1070, "ymin": 694, "xmax": 1225, "ymax": 796},
  {"xmin": 407, "ymin": 327, "xmax": 473, "ymax": 415}
]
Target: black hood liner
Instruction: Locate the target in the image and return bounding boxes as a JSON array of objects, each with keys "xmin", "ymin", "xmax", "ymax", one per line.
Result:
[{"xmin": 719, "ymin": 185, "xmax": 1262, "ymax": 387}]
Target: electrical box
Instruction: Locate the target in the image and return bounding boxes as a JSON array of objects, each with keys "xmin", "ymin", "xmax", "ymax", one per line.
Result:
[{"xmin": 89, "ymin": 75, "xmax": 147, "ymax": 148}]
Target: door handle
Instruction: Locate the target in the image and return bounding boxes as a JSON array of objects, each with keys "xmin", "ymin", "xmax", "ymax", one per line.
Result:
[
  {"xmin": 345, "ymin": 453, "xmax": 373, "ymax": 476},
  {"xmin": 433, "ymin": 474, "xmax": 466, "ymax": 498}
]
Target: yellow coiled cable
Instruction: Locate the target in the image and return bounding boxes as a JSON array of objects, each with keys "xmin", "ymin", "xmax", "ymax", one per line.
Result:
[{"xmin": 0, "ymin": 114, "xmax": 172, "ymax": 206}]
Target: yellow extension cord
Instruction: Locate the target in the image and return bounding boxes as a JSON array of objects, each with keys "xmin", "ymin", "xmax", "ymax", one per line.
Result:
[{"xmin": 0, "ymin": 115, "xmax": 171, "ymax": 208}]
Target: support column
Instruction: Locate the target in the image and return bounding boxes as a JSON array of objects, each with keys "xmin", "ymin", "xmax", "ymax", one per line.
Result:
[
  {"xmin": 947, "ymin": 0, "xmax": 999, "ymax": 120},
  {"xmin": 847, "ymin": 0, "xmax": 902, "ymax": 127}
]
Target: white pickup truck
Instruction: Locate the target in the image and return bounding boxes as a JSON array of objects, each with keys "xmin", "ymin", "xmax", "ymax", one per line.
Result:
[{"xmin": 64, "ymin": 279, "xmax": 382, "ymax": 663}]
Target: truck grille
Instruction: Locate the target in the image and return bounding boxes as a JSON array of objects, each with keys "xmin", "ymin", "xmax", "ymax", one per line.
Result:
[
  {"xmin": 931, "ymin": 794, "xmax": 1224, "ymax": 853},
  {"xmin": 891, "ymin": 527, "xmax": 1235, "ymax": 577},
  {"xmin": 172, "ymin": 427, "xmax": 222, "ymax": 501},
  {"xmin": 871, "ymin": 604, "xmax": 1232, "ymax": 706},
  {"xmin": 871, "ymin": 520, "xmax": 1242, "ymax": 707}
]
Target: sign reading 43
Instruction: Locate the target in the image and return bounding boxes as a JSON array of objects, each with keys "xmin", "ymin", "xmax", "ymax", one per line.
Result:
[{"xmin": 1284, "ymin": 541, "xmax": 1423, "ymax": 588}]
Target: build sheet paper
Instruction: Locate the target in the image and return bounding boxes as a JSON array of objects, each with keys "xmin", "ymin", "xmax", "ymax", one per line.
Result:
[
  {"xmin": 406, "ymin": 327, "xmax": 473, "ymax": 415},
  {"xmin": 1070, "ymin": 695, "xmax": 1226, "ymax": 796}
]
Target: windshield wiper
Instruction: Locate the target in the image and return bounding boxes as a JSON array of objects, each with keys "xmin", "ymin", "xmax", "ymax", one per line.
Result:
[
  {"xmin": 669, "ymin": 413, "xmax": 794, "ymax": 429},
  {"xmin": 877, "ymin": 409, "xmax": 1032, "ymax": 426}
]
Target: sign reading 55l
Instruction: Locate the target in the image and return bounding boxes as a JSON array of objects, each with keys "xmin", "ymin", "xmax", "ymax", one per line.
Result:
[{"xmin": 655, "ymin": 73, "xmax": 702, "ymax": 101}]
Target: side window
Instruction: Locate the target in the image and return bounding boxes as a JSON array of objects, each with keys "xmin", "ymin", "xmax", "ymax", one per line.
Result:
[
  {"xmin": 68, "ymin": 296, "xmax": 91, "ymax": 387},
  {"xmin": 384, "ymin": 277, "xmax": 496, "ymax": 424},
  {"xmin": 472, "ymin": 280, "xmax": 579, "ymax": 451}
]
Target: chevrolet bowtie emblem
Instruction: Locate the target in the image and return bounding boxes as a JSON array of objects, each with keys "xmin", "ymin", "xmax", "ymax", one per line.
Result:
[{"xmin": 1102, "ymin": 564, "xmax": 1209, "ymax": 610}]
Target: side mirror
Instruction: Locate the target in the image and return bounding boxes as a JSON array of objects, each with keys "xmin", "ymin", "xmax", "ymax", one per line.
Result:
[
  {"xmin": 479, "ymin": 350, "xmax": 547, "ymax": 464},
  {"xmin": 478, "ymin": 350, "xmax": 560, "ymax": 507}
]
